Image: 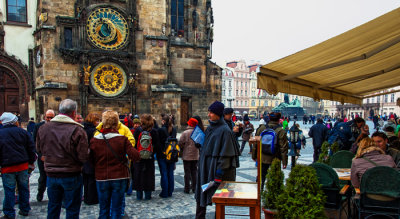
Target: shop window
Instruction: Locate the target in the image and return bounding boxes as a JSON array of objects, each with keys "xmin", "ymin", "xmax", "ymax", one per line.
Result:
[
  {"xmin": 7, "ymin": 0, "xmax": 27, "ymax": 23},
  {"xmin": 171, "ymin": 0, "xmax": 185, "ymax": 37}
]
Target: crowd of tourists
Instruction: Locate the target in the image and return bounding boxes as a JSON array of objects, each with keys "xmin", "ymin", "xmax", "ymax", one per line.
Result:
[
  {"xmin": 0, "ymin": 99, "xmax": 240, "ymax": 219},
  {"xmin": 1, "ymin": 97, "xmax": 400, "ymax": 218}
]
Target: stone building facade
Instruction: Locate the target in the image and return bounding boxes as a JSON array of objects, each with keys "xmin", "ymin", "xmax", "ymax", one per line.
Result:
[
  {"xmin": 0, "ymin": 0, "xmax": 36, "ymax": 121},
  {"xmin": 33, "ymin": 0, "xmax": 221, "ymax": 127}
]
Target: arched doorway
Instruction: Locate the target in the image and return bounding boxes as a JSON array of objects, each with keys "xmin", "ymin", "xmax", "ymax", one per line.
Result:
[
  {"xmin": 0, "ymin": 68, "xmax": 20, "ymax": 115},
  {"xmin": 0, "ymin": 51, "xmax": 32, "ymax": 121}
]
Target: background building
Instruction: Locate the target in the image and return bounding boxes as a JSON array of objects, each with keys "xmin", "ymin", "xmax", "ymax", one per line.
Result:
[
  {"xmin": 0, "ymin": 0, "xmax": 36, "ymax": 120},
  {"xmin": 29, "ymin": 0, "xmax": 220, "ymax": 127}
]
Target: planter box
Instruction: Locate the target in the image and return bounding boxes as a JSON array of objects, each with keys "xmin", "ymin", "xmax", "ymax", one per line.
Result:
[{"xmin": 262, "ymin": 208, "xmax": 277, "ymax": 219}]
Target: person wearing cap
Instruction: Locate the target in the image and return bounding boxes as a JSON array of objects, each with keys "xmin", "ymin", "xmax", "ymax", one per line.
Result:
[
  {"xmin": 240, "ymin": 114, "xmax": 254, "ymax": 155},
  {"xmin": 36, "ymin": 99, "xmax": 89, "ymax": 219},
  {"xmin": 223, "ymin": 107, "xmax": 243, "ymax": 140},
  {"xmin": 195, "ymin": 101, "xmax": 240, "ymax": 219},
  {"xmin": 179, "ymin": 118, "xmax": 200, "ymax": 193},
  {"xmin": 0, "ymin": 112, "xmax": 37, "ymax": 218},
  {"xmin": 32, "ymin": 109, "xmax": 55, "ymax": 202},
  {"xmin": 384, "ymin": 114, "xmax": 397, "ymax": 132},
  {"xmin": 252, "ymin": 112, "xmax": 288, "ymax": 191}
]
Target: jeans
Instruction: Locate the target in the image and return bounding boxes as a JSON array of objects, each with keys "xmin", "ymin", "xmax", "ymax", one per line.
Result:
[
  {"xmin": 136, "ymin": 190, "xmax": 152, "ymax": 200},
  {"xmin": 2, "ymin": 170, "xmax": 30, "ymax": 218},
  {"xmin": 157, "ymin": 158, "xmax": 175, "ymax": 197},
  {"xmin": 239, "ymin": 140, "xmax": 252, "ymax": 154},
  {"xmin": 97, "ymin": 179, "xmax": 127, "ymax": 219},
  {"xmin": 47, "ymin": 175, "xmax": 83, "ymax": 219}
]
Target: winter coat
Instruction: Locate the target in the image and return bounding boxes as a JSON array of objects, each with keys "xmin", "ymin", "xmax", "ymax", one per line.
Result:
[
  {"xmin": 95, "ymin": 121, "xmax": 135, "ymax": 147},
  {"xmin": 0, "ymin": 124, "xmax": 37, "ymax": 167},
  {"xmin": 157, "ymin": 125, "xmax": 177, "ymax": 159},
  {"xmin": 327, "ymin": 120, "xmax": 360, "ymax": 150},
  {"xmin": 252, "ymin": 121, "xmax": 288, "ymax": 165},
  {"xmin": 386, "ymin": 147, "xmax": 400, "ymax": 168},
  {"xmin": 132, "ymin": 128, "xmax": 159, "ymax": 191},
  {"xmin": 241, "ymin": 122, "xmax": 254, "ymax": 141},
  {"xmin": 351, "ymin": 150, "xmax": 395, "ymax": 188},
  {"xmin": 195, "ymin": 117, "xmax": 240, "ymax": 207},
  {"xmin": 179, "ymin": 126, "xmax": 199, "ymax": 161},
  {"xmin": 309, "ymin": 121, "xmax": 329, "ymax": 149},
  {"xmin": 27, "ymin": 121, "xmax": 36, "ymax": 136},
  {"xmin": 36, "ymin": 115, "xmax": 89, "ymax": 177},
  {"xmin": 90, "ymin": 129, "xmax": 140, "ymax": 181},
  {"xmin": 83, "ymin": 122, "xmax": 97, "ymax": 174}
]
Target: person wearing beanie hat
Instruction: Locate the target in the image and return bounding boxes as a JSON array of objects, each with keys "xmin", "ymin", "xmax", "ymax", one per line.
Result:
[
  {"xmin": 187, "ymin": 118, "xmax": 198, "ymax": 128},
  {"xmin": 240, "ymin": 114, "xmax": 254, "ymax": 155},
  {"xmin": 223, "ymin": 108, "xmax": 243, "ymax": 141},
  {"xmin": 208, "ymin": 101, "xmax": 224, "ymax": 118},
  {"xmin": 0, "ymin": 112, "xmax": 37, "ymax": 218},
  {"xmin": 196, "ymin": 102, "xmax": 240, "ymax": 217},
  {"xmin": 179, "ymin": 118, "xmax": 200, "ymax": 193}
]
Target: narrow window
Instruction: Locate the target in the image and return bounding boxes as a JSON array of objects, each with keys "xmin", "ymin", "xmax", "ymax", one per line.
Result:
[
  {"xmin": 64, "ymin": 27, "xmax": 73, "ymax": 49},
  {"xmin": 171, "ymin": 0, "xmax": 185, "ymax": 37}
]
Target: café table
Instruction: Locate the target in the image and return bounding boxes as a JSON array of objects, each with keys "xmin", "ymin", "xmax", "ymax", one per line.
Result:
[
  {"xmin": 212, "ymin": 181, "xmax": 260, "ymax": 219},
  {"xmin": 333, "ymin": 168, "xmax": 361, "ymax": 219}
]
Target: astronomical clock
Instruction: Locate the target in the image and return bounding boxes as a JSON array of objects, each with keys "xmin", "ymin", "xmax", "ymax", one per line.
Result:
[{"xmin": 85, "ymin": 7, "xmax": 131, "ymax": 98}]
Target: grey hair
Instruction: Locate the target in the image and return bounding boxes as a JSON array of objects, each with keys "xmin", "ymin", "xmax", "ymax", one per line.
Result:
[{"xmin": 59, "ymin": 99, "xmax": 77, "ymax": 115}]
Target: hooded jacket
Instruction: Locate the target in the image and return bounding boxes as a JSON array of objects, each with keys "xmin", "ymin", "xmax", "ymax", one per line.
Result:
[
  {"xmin": 90, "ymin": 129, "xmax": 140, "ymax": 181},
  {"xmin": 179, "ymin": 126, "xmax": 199, "ymax": 161},
  {"xmin": 95, "ymin": 121, "xmax": 135, "ymax": 147}
]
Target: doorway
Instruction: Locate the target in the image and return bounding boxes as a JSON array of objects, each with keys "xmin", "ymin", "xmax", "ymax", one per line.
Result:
[
  {"xmin": 0, "ymin": 69, "xmax": 20, "ymax": 115},
  {"xmin": 181, "ymin": 97, "xmax": 192, "ymax": 126}
]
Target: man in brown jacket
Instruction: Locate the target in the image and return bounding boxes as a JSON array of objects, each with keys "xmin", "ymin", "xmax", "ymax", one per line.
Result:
[
  {"xmin": 252, "ymin": 112, "xmax": 288, "ymax": 190},
  {"xmin": 37, "ymin": 99, "xmax": 89, "ymax": 219}
]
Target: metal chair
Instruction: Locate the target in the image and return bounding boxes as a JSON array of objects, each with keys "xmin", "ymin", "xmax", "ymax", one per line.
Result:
[
  {"xmin": 330, "ymin": 150, "xmax": 355, "ymax": 168},
  {"xmin": 310, "ymin": 163, "xmax": 351, "ymax": 219},
  {"xmin": 356, "ymin": 166, "xmax": 400, "ymax": 219}
]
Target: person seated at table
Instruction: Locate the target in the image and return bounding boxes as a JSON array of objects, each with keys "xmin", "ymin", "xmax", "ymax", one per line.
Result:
[
  {"xmin": 351, "ymin": 137, "xmax": 396, "ymax": 188},
  {"xmin": 371, "ymin": 131, "xmax": 400, "ymax": 168},
  {"xmin": 350, "ymin": 124, "xmax": 370, "ymax": 154}
]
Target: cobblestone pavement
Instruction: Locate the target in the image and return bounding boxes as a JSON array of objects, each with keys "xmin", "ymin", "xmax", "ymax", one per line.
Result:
[{"xmin": 0, "ymin": 121, "xmax": 317, "ymax": 218}]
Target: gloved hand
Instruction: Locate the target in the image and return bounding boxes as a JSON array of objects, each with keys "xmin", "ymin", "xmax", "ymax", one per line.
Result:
[{"xmin": 203, "ymin": 180, "xmax": 221, "ymax": 193}]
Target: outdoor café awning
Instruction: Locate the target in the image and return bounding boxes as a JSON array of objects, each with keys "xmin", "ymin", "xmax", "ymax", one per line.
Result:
[{"xmin": 258, "ymin": 7, "xmax": 400, "ymax": 105}]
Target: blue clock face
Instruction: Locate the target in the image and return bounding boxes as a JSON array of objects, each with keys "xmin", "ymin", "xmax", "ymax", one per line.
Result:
[{"xmin": 86, "ymin": 8, "xmax": 129, "ymax": 50}]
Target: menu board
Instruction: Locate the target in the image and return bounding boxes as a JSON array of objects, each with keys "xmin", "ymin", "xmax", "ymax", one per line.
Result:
[{"xmin": 213, "ymin": 182, "xmax": 257, "ymax": 199}]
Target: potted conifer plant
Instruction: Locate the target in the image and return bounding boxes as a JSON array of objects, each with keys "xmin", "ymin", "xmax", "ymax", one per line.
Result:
[
  {"xmin": 261, "ymin": 158, "xmax": 284, "ymax": 219},
  {"xmin": 276, "ymin": 164, "xmax": 326, "ymax": 219},
  {"xmin": 318, "ymin": 141, "xmax": 331, "ymax": 164}
]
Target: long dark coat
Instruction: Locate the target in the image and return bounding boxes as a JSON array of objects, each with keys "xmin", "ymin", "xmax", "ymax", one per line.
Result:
[
  {"xmin": 132, "ymin": 128, "xmax": 159, "ymax": 191},
  {"xmin": 195, "ymin": 117, "xmax": 240, "ymax": 207}
]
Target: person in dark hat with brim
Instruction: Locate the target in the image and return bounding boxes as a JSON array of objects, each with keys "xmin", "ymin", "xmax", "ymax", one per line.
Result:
[
  {"xmin": 195, "ymin": 101, "xmax": 240, "ymax": 219},
  {"xmin": 223, "ymin": 108, "xmax": 243, "ymax": 140}
]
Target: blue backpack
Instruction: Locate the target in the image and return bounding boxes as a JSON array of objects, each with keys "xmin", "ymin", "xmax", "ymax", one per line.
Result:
[{"xmin": 260, "ymin": 127, "xmax": 279, "ymax": 155}]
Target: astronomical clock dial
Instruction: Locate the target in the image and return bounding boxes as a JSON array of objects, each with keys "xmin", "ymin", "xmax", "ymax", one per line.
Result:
[
  {"xmin": 86, "ymin": 8, "xmax": 129, "ymax": 50},
  {"xmin": 90, "ymin": 62, "xmax": 128, "ymax": 97}
]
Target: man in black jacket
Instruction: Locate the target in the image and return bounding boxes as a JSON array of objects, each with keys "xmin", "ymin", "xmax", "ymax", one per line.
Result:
[
  {"xmin": 32, "ymin": 109, "xmax": 55, "ymax": 202},
  {"xmin": 195, "ymin": 101, "xmax": 240, "ymax": 219},
  {"xmin": 0, "ymin": 112, "xmax": 37, "ymax": 218},
  {"xmin": 308, "ymin": 118, "xmax": 329, "ymax": 162},
  {"xmin": 223, "ymin": 108, "xmax": 243, "ymax": 140}
]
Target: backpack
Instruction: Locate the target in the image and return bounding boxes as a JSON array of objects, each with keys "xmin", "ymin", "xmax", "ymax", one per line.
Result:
[
  {"xmin": 163, "ymin": 137, "xmax": 180, "ymax": 163},
  {"xmin": 260, "ymin": 126, "xmax": 279, "ymax": 155},
  {"xmin": 137, "ymin": 131, "xmax": 153, "ymax": 159}
]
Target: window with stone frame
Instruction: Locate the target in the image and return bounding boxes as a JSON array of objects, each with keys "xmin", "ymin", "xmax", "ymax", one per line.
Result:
[
  {"xmin": 6, "ymin": 0, "xmax": 27, "ymax": 23},
  {"xmin": 171, "ymin": 0, "xmax": 185, "ymax": 37},
  {"xmin": 64, "ymin": 27, "xmax": 73, "ymax": 49}
]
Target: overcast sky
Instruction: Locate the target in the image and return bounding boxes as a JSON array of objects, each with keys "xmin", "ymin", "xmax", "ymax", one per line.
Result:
[{"xmin": 211, "ymin": 0, "xmax": 400, "ymax": 67}]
